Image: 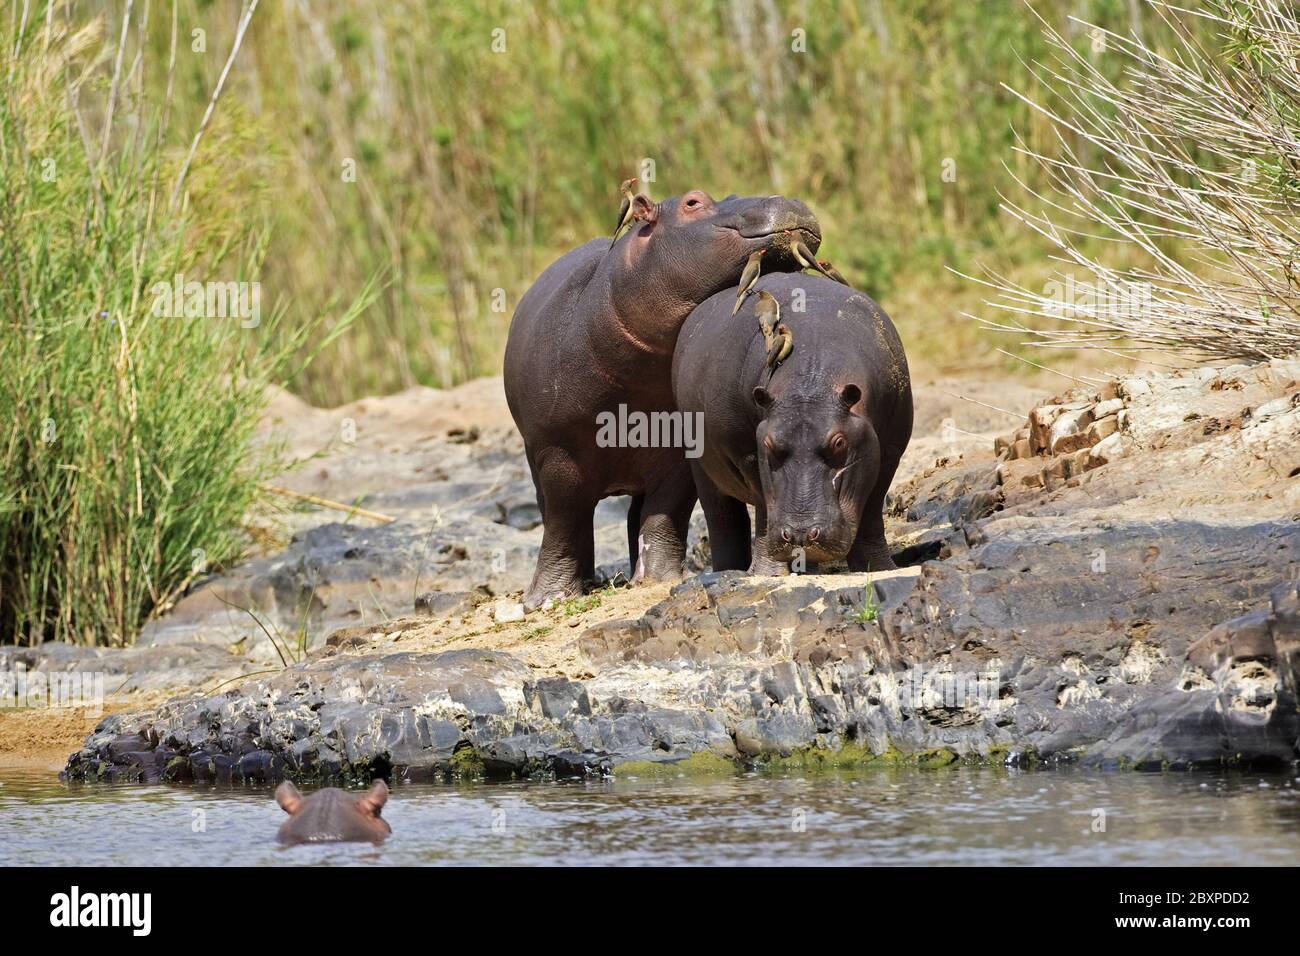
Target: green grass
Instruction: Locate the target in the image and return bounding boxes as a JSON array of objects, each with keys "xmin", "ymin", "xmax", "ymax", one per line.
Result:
[
  {"xmin": 557, "ymin": 593, "xmax": 603, "ymax": 618},
  {"xmin": 112, "ymin": 0, "xmax": 1208, "ymax": 403},
  {"xmin": 0, "ymin": 7, "xmax": 368, "ymax": 645}
]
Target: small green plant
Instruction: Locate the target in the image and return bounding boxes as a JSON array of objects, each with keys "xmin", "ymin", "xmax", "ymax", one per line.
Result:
[
  {"xmin": 555, "ymin": 583, "xmax": 619, "ymax": 619},
  {"xmin": 854, "ymin": 579, "xmax": 881, "ymax": 625},
  {"xmin": 523, "ymin": 624, "xmax": 553, "ymax": 640},
  {"xmin": 558, "ymin": 594, "xmax": 602, "ymax": 618}
]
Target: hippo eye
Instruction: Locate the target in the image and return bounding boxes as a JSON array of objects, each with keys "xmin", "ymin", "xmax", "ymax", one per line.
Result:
[
  {"xmin": 825, "ymin": 433, "xmax": 848, "ymax": 464},
  {"xmin": 763, "ymin": 434, "xmax": 787, "ymax": 465},
  {"xmin": 685, "ymin": 198, "xmax": 701, "ymax": 208}
]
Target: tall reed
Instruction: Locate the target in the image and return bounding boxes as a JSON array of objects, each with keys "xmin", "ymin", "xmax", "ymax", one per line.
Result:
[{"xmin": 0, "ymin": 1, "xmax": 366, "ymax": 645}]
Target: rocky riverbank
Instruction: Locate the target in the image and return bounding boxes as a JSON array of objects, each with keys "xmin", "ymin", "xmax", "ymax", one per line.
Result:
[{"xmin": 43, "ymin": 359, "xmax": 1300, "ymax": 782}]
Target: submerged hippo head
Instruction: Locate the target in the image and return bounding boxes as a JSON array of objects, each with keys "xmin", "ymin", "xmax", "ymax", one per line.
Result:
[
  {"xmin": 618, "ymin": 190, "xmax": 820, "ymax": 303},
  {"xmin": 275, "ymin": 780, "xmax": 392, "ymax": 845},
  {"xmin": 753, "ymin": 383, "xmax": 879, "ymax": 566}
]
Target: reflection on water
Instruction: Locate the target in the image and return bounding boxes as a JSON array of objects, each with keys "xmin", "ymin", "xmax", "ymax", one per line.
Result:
[{"xmin": 1, "ymin": 767, "xmax": 1297, "ymax": 866}]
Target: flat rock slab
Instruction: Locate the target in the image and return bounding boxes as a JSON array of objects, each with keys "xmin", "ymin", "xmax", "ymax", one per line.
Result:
[{"xmin": 1, "ymin": 642, "xmax": 259, "ymax": 698}]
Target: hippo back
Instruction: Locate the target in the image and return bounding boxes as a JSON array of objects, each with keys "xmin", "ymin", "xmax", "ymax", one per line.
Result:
[
  {"xmin": 674, "ymin": 273, "xmax": 909, "ymax": 431},
  {"xmin": 503, "ymin": 239, "xmax": 609, "ymax": 438}
]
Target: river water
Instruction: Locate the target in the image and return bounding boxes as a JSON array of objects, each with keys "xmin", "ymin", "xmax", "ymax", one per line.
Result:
[{"xmin": 2, "ymin": 766, "xmax": 1297, "ymax": 866}]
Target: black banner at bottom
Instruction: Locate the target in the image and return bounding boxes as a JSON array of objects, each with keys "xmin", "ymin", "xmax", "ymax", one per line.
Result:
[{"xmin": 1, "ymin": 866, "xmax": 1287, "ymax": 941}]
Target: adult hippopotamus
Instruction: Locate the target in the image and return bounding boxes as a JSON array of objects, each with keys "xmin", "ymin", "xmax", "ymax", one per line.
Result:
[
  {"xmin": 672, "ymin": 274, "xmax": 912, "ymax": 573},
  {"xmin": 504, "ymin": 190, "xmax": 821, "ymax": 608},
  {"xmin": 275, "ymin": 780, "xmax": 392, "ymax": 845}
]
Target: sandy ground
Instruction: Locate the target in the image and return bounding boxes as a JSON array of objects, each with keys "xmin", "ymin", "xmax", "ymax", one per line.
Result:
[
  {"xmin": 0, "ymin": 706, "xmax": 125, "ymax": 773},
  {"xmin": 0, "ymin": 685, "xmax": 198, "ymax": 773},
  {"xmin": 317, "ymin": 564, "xmax": 924, "ymax": 676}
]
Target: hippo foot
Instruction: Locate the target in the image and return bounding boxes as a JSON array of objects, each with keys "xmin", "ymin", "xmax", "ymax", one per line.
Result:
[
  {"xmin": 747, "ymin": 552, "xmax": 791, "ymax": 576},
  {"xmin": 848, "ymin": 546, "xmax": 897, "ymax": 573},
  {"xmin": 522, "ymin": 581, "xmax": 583, "ymax": 612},
  {"xmin": 630, "ymin": 558, "xmax": 686, "ymax": 586}
]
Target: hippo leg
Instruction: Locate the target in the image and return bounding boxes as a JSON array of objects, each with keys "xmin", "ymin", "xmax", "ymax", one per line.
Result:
[
  {"xmin": 691, "ymin": 461, "xmax": 750, "ymax": 571},
  {"xmin": 524, "ymin": 451, "xmax": 597, "ymax": 609},
  {"xmin": 626, "ymin": 494, "xmax": 644, "ymax": 578},
  {"xmin": 748, "ymin": 502, "xmax": 791, "ymax": 576},
  {"xmin": 631, "ymin": 462, "xmax": 695, "ymax": 583},
  {"xmin": 526, "ymin": 444, "xmax": 545, "ymax": 513},
  {"xmin": 848, "ymin": 509, "xmax": 896, "ymax": 572},
  {"xmin": 849, "ymin": 441, "xmax": 906, "ymax": 573}
]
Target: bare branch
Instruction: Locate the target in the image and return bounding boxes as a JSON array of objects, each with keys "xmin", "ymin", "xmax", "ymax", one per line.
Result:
[{"xmin": 976, "ymin": 0, "xmax": 1300, "ymax": 361}]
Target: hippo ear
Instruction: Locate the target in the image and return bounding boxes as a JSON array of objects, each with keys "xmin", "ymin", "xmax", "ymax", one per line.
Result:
[
  {"xmin": 358, "ymin": 779, "xmax": 389, "ymax": 816},
  {"xmin": 631, "ymin": 194, "xmax": 658, "ymax": 224},
  {"xmin": 752, "ymin": 386, "xmax": 774, "ymax": 410},
  {"xmin": 837, "ymin": 384, "xmax": 863, "ymax": 412},
  {"xmin": 275, "ymin": 781, "xmax": 303, "ymax": 815}
]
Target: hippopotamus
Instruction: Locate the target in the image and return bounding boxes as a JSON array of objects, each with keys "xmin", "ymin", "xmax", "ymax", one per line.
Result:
[
  {"xmin": 275, "ymin": 780, "xmax": 392, "ymax": 845},
  {"xmin": 504, "ymin": 190, "xmax": 821, "ymax": 608},
  {"xmin": 672, "ymin": 273, "xmax": 912, "ymax": 573}
]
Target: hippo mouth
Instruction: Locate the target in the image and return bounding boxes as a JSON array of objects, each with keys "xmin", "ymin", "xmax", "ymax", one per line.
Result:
[
  {"xmin": 734, "ymin": 223, "xmax": 821, "ymax": 246},
  {"xmin": 768, "ymin": 534, "xmax": 852, "ymax": 566}
]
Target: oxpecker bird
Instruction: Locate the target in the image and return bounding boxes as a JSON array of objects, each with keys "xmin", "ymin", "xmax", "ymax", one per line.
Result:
[
  {"xmin": 818, "ymin": 260, "xmax": 849, "ymax": 285},
  {"xmin": 732, "ymin": 249, "xmax": 765, "ymax": 316},
  {"xmin": 611, "ymin": 177, "xmax": 638, "ymax": 246},
  {"xmin": 754, "ymin": 290, "xmax": 780, "ymax": 349},
  {"xmin": 764, "ymin": 323, "xmax": 793, "ymax": 383},
  {"xmin": 788, "ymin": 234, "xmax": 836, "ymax": 282}
]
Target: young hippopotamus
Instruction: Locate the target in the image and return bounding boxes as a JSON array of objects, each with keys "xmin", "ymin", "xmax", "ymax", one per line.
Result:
[
  {"xmin": 672, "ymin": 274, "xmax": 913, "ymax": 573},
  {"xmin": 275, "ymin": 780, "xmax": 392, "ymax": 845},
  {"xmin": 504, "ymin": 190, "xmax": 821, "ymax": 608}
]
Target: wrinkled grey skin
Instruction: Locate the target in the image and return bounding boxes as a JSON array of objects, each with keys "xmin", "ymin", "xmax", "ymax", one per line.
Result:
[
  {"xmin": 275, "ymin": 780, "xmax": 392, "ymax": 845},
  {"xmin": 504, "ymin": 190, "xmax": 820, "ymax": 608},
  {"xmin": 672, "ymin": 274, "xmax": 912, "ymax": 573}
]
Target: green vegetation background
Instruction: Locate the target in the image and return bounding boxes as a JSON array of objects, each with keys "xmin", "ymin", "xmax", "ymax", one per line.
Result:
[{"xmin": 145, "ymin": 0, "xmax": 1183, "ymax": 403}]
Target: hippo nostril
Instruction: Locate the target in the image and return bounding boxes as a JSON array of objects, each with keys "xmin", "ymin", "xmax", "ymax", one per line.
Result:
[
  {"xmin": 781, "ymin": 528, "xmax": 792, "ymax": 543},
  {"xmin": 808, "ymin": 527, "xmax": 820, "ymax": 542}
]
